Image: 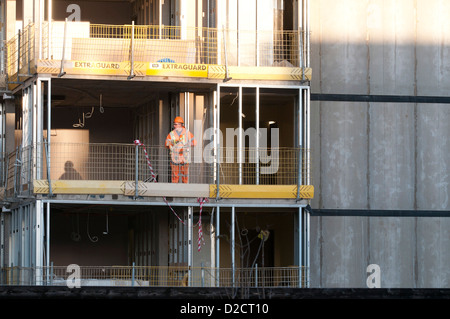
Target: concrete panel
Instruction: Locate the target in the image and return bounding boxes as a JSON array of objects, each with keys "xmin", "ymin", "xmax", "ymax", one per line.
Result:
[
  {"xmin": 416, "ymin": 0, "xmax": 450, "ymax": 96},
  {"xmin": 319, "ymin": 101, "xmax": 368, "ymax": 209},
  {"xmin": 312, "ymin": 216, "xmax": 450, "ymax": 288},
  {"xmin": 310, "ymin": 0, "xmax": 450, "ymax": 288},
  {"xmin": 368, "ymin": 217, "xmax": 416, "ymax": 288},
  {"xmin": 311, "ymin": 0, "xmax": 450, "ymax": 212},
  {"xmin": 367, "ymin": 0, "xmax": 416, "ymax": 95},
  {"xmin": 417, "ymin": 218, "xmax": 450, "ymax": 287},
  {"xmin": 312, "ymin": 216, "xmax": 368, "ymax": 287},
  {"xmin": 313, "ymin": 0, "xmax": 368, "ymax": 95},
  {"xmin": 416, "ymin": 104, "xmax": 450, "ymax": 210},
  {"xmin": 368, "ymin": 103, "xmax": 415, "ymax": 210}
]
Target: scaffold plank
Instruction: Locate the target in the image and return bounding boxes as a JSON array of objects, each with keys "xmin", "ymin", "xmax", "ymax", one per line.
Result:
[
  {"xmin": 32, "ymin": 180, "xmax": 313, "ymax": 199},
  {"xmin": 209, "ymin": 184, "xmax": 314, "ymax": 199},
  {"xmin": 36, "ymin": 60, "xmax": 311, "ymax": 82},
  {"xmin": 33, "ymin": 180, "xmax": 125, "ymax": 195},
  {"xmin": 123, "ymin": 182, "xmax": 210, "ymax": 198}
]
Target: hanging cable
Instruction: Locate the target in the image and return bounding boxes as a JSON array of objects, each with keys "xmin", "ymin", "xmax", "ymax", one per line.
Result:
[{"xmin": 87, "ymin": 211, "xmax": 98, "ymax": 243}]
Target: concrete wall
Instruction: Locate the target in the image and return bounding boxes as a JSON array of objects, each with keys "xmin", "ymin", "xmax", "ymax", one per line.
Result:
[{"xmin": 310, "ymin": 0, "xmax": 450, "ymax": 287}]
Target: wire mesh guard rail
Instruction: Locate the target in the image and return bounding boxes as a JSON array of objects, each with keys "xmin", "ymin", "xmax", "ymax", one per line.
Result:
[
  {"xmin": 3, "ymin": 143, "xmax": 311, "ymax": 197},
  {"xmin": 6, "ymin": 22, "xmax": 309, "ymax": 78},
  {"xmin": 0, "ymin": 265, "xmax": 308, "ymax": 288}
]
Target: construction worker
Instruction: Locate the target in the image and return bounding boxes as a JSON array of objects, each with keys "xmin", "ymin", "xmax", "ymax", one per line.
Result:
[{"xmin": 165, "ymin": 116, "xmax": 196, "ymax": 183}]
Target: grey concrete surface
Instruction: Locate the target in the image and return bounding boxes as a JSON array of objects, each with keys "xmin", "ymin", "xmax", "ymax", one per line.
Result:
[{"xmin": 309, "ymin": 0, "xmax": 450, "ymax": 288}]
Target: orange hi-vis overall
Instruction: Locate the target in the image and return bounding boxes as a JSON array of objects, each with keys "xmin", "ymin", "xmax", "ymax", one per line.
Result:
[{"xmin": 165, "ymin": 128, "xmax": 196, "ymax": 183}]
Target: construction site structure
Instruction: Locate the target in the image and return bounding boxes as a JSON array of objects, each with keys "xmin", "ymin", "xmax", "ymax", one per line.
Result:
[{"xmin": 0, "ymin": 0, "xmax": 313, "ymax": 289}]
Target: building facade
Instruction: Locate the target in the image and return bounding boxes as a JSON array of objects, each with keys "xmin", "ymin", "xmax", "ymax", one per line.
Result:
[
  {"xmin": 310, "ymin": 0, "xmax": 450, "ymax": 288},
  {"xmin": 0, "ymin": 0, "xmax": 313, "ymax": 289}
]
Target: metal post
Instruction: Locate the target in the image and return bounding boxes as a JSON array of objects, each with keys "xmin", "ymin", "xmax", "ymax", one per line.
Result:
[
  {"xmin": 128, "ymin": 21, "xmax": 135, "ymax": 80},
  {"xmin": 201, "ymin": 262, "xmax": 204, "ymax": 287},
  {"xmin": 306, "ymin": 87, "xmax": 311, "ymax": 185},
  {"xmin": 255, "ymin": 86, "xmax": 260, "ymax": 184},
  {"xmin": 44, "ymin": 140, "xmax": 52, "ymax": 197},
  {"xmin": 231, "ymin": 206, "xmax": 235, "ymax": 287},
  {"xmin": 48, "ymin": 0, "xmax": 53, "ymax": 60},
  {"xmin": 255, "ymin": 264, "xmax": 258, "ymax": 287},
  {"xmin": 27, "ymin": 25, "xmax": 31, "ymax": 75},
  {"xmin": 256, "ymin": 1, "xmax": 259, "ymax": 67},
  {"xmin": 58, "ymin": 18, "xmax": 67, "ymax": 77},
  {"xmin": 50, "ymin": 261, "xmax": 53, "ymax": 286},
  {"xmin": 298, "ymin": 207, "xmax": 303, "ymax": 287},
  {"xmin": 216, "ymin": 85, "xmax": 221, "ymax": 200},
  {"xmin": 297, "ymin": 88, "xmax": 303, "ymax": 200},
  {"xmin": 46, "ymin": 203, "xmax": 50, "ymax": 276},
  {"xmin": 306, "ymin": 207, "xmax": 311, "ymax": 287},
  {"xmin": 35, "ymin": 201, "xmax": 44, "ymax": 284},
  {"xmin": 238, "ymin": 86, "xmax": 243, "ymax": 185},
  {"xmin": 215, "ymin": 206, "xmax": 220, "ymax": 286},
  {"xmin": 47, "ymin": 78, "xmax": 52, "ymax": 191},
  {"xmin": 17, "ymin": 30, "xmax": 21, "ymax": 77},
  {"xmin": 135, "ymin": 143, "xmax": 139, "ymax": 198},
  {"xmin": 222, "ymin": 26, "xmax": 232, "ymax": 82},
  {"xmin": 188, "ymin": 206, "xmax": 193, "ymax": 286},
  {"xmin": 132, "ymin": 262, "xmax": 135, "ymax": 286}
]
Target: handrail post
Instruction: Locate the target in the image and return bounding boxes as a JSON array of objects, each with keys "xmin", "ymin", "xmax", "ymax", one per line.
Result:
[
  {"xmin": 128, "ymin": 21, "xmax": 135, "ymax": 80},
  {"xmin": 134, "ymin": 143, "xmax": 139, "ymax": 199},
  {"xmin": 132, "ymin": 262, "xmax": 135, "ymax": 286},
  {"xmin": 17, "ymin": 30, "xmax": 21, "ymax": 77},
  {"xmin": 296, "ymin": 147, "xmax": 301, "ymax": 201},
  {"xmin": 201, "ymin": 262, "xmax": 204, "ymax": 287},
  {"xmin": 58, "ymin": 18, "xmax": 67, "ymax": 77},
  {"xmin": 255, "ymin": 264, "xmax": 258, "ymax": 287},
  {"xmin": 44, "ymin": 139, "xmax": 53, "ymax": 197},
  {"xmin": 222, "ymin": 26, "xmax": 232, "ymax": 82}
]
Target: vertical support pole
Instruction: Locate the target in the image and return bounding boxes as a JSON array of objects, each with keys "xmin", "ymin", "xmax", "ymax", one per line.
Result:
[
  {"xmin": 158, "ymin": 0, "xmax": 162, "ymax": 39},
  {"xmin": 46, "ymin": 78, "xmax": 52, "ymax": 195},
  {"xmin": 35, "ymin": 200, "xmax": 43, "ymax": 284},
  {"xmin": 255, "ymin": 86, "xmax": 260, "ymax": 185},
  {"xmin": 128, "ymin": 21, "xmax": 135, "ymax": 80},
  {"xmin": 306, "ymin": 0, "xmax": 310, "ymax": 68},
  {"xmin": 305, "ymin": 206, "xmax": 310, "ymax": 287},
  {"xmin": 222, "ymin": 27, "xmax": 232, "ymax": 81},
  {"xmin": 17, "ymin": 30, "xmax": 21, "ymax": 77},
  {"xmin": 298, "ymin": 207, "xmax": 303, "ymax": 287},
  {"xmin": 236, "ymin": 0, "xmax": 240, "ymax": 67},
  {"xmin": 132, "ymin": 261, "xmax": 135, "ymax": 286},
  {"xmin": 38, "ymin": 0, "xmax": 43, "ymax": 59},
  {"xmin": 135, "ymin": 143, "xmax": 139, "ymax": 198},
  {"xmin": 306, "ymin": 87, "xmax": 311, "ymax": 185},
  {"xmin": 201, "ymin": 262, "xmax": 204, "ymax": 287},
  {"xmin": 27, "ymin": 25, "xmax": 31, "ymax": 75},
  {"xmin": 0, "ymin": 213, "xmax": 4, "ymax": 269},
  {"xmin": 255, "ymin": 264, "xmax": 258, "ymax": 287},
  {"xmin": 58, "ymin": 18, "xmax": 67, "ymax": 77},
  {"xmin": 188, "ymin": 206, "xmax": 193, "ymax": 287},
  {"xmin": 255, "ymin": 1, "xmax": 259, "ymax": 67},
  {"xmin": 50, "ymin": 261, "xmax": 53, "ymax": 286},
  {"xmin": 44, "ymin": 140, "xmax": 52, "ymax": 196},
  {"xmin": 238, "ymin": 86, "xmax": 242, "ymax": 185},
  {"xmin": 215, "ymin": 206, "xmax": 220, "ymax": 286},
  {"xmin": 35, "ymin": 79, "xmax": 43, "ymax": 180},
  {"xmin": 215, "ymin": 85, "xmax": 221, "ymax": 200},
  {"xmin": 46, "ymin": 202, "xmax": 50, "ymax": 274},
  {"xmin": 231, "ymin": 206, "xmax": 235, "ymax": 287},
  {"xmin": 48, "ymin": 0, "xmax": 53, "ymax": 60},
  {"xmin": 297, "ymin": 88, "xmax": 303, "ymax": 200}
]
